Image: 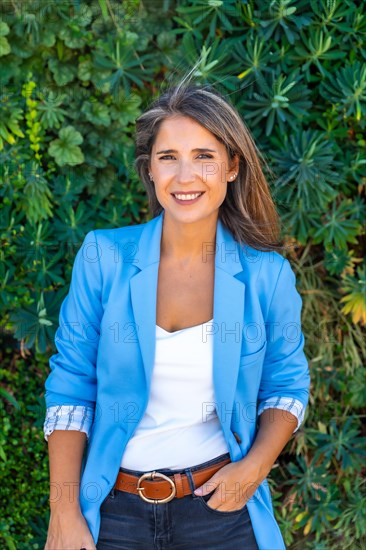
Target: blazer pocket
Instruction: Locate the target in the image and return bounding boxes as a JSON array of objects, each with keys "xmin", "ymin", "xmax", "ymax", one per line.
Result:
[{"xmin": 239, "ymin": 340, "xmax": 267, "ymax": 367}]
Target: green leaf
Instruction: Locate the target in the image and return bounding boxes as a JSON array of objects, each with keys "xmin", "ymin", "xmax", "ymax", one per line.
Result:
[
  {"xmin": 311, "ymin": 199, "xmax": 362, "ymax": 251},
  {"xmin": 0, "ymin": 387, "xmax": 20, "ymax": 410},
  {"xmin": 78, "ymin": 57, "xmax": 93, "ymax": 81},
  {"xmin": 242, "ymin": 70, "xmax": 312, "ymax": 136},
  {"xmin": 48, "ymin": 126, "xmax": 84, "ymax": 166},
  {"xmin": 320, "ymin": 61, "xmax": 366, "ymax": 123},
  {"xmin": 37, "ymin": 91, "xmax": 67, "ymax": 130},
  {"xmin": 81, "ymin": 99, "xmax": 111, "ymax": 126},
  {"xmin": 0, "ymin": 21, "xmax": 10, "ymax": 37},
  {"xmin": 48, "ymin": 58, "xmax": 77, "ymax": 86},
  {"xmin": 0, "ymin": 36, "xmax": 10, "ymax": 57},
  {"xmin": 98, "ymin": 0, "xmax": 109, "ymax": 20},
  {"xmin": 270, "ymin": 129, "xmax": 341, "ymax": 210}
]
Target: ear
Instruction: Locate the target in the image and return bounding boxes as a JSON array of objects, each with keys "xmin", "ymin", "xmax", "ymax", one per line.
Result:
[{"xmin": 228, "ymin": 154, "xmax": 240, "ymax": 182}]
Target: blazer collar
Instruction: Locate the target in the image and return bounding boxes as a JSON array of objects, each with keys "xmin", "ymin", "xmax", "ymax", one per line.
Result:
[{"xmin": 136, "ymin": 210, "xmax": 243, "ymax": 276}]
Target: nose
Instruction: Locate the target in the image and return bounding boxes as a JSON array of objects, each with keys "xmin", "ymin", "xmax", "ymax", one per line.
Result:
[{"xmin": 176, "ymin": 161, "xmax": 196, "ymax": 184}]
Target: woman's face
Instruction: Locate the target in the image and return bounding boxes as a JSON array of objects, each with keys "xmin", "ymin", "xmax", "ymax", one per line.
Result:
[{"xmin": 149, "ymin": 115, "xmax": 238, "ymax": 226}]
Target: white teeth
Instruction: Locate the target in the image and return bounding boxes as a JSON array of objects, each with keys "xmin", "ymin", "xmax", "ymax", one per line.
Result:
[{"xmin": 174, "ymin": 193, "xmax": 202, "ymax": 201}]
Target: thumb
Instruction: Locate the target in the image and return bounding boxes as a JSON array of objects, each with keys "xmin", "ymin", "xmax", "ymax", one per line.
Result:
[{"xmin": 194, "ymin": 476, "xmax": 219, "ymax": 496}]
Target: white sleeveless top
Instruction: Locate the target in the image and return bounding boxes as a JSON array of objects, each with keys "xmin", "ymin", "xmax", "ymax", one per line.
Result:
[{"xmin": 120, "ymin": 319, "xmax": 229, "ymax": 470}]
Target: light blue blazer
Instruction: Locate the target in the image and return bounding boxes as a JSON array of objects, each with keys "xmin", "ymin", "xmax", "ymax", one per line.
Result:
[{"xmin": 44, "ymin": 210, "xmax": 310, "ymax": 549}]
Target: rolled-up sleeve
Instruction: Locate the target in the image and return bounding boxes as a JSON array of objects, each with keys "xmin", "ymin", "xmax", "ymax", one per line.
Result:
[
  {"xmin": 43, "ymin": 405, "xmax": 95, "ymax": 441},
  {"xmin": 257, "ymin": 397, "xmax": 305, "ymax": 433},
  {"xmin": 43, "ymin": 230, "xmax": 103, "ymax": 426},
  {"xmin": 257, "ymin": 258, "xmax": 311, "ymax": 433}
]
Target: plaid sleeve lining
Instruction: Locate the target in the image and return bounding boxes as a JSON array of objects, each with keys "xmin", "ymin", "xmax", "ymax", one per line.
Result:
[
  {"xmin": 257, "ymin": 397, "xmax": 305, "ymax": 433},
  {"xmin": 43, "ymin": 405, "xmax": 94, "ymax": 442}
]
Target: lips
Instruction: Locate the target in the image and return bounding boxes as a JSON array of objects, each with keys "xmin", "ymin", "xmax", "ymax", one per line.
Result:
[{"xmin": 170, "ymin": 191, "xmax": 205, "ymax": 205}]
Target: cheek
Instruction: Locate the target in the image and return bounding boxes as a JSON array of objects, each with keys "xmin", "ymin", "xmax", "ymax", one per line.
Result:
[
  {"xmin": 214, "ymin": 180, "xmax": 228, "ymax": 197},
  {"xmin": 153, "ymin": 183, "xmax": 169, "ymax": 204}
]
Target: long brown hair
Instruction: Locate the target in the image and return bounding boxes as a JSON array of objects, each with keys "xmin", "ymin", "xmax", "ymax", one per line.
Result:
[{"xmin": 134, "ymin": 80, "xmax": 284, "ymax": 252}]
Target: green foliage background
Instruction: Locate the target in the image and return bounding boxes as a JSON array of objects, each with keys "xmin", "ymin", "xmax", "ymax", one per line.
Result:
[{"xmin": 1, "ymin": 1, "xmax": 365, "ymax": 548}]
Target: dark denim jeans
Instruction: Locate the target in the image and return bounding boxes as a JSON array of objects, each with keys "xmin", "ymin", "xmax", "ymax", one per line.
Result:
[{"xmin": 96, "ymin": 452, "xmax": 259, "ymax": 549}]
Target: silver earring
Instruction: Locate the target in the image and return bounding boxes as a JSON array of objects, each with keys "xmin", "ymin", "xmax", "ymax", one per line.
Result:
[{"xmin": 149, "ymin": 173, "xmax": 153, "ymax": 181}]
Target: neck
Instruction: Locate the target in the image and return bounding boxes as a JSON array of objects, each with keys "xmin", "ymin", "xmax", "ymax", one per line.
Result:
[{"xmin": 160, "ymin": 212, "xmax": 217, "ymax": 265}]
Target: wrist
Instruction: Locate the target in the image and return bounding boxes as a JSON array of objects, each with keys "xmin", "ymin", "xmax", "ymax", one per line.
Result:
[
  {"xmin": 237, "ymin": 452, "xmax": 272, "ymax": 481},
  {"xmin": 50, "ymin": 500, "xmax": 81, "ymax": 514},
  {"xmin": 49, "ymin": 481, "xmax": 81, "ymax": 512}
]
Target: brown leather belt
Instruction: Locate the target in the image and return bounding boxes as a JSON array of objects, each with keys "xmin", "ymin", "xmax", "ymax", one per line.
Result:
[{"xmin": 114, "ymin": 456, "xmax": 232, "ymax": 504}]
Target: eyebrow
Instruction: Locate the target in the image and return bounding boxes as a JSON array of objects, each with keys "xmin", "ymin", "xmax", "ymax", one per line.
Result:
[{"xmin": 155, "ymin": 148, "xmax": 217, "ymax": 155}]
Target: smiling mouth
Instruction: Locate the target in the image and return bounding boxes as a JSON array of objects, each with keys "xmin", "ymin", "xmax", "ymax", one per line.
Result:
[{"xmin": 171, "ymin": 192, "xmax": 205, "ymax": 201}]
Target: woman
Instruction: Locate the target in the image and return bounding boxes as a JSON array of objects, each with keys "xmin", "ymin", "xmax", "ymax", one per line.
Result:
[{"xmin": 43, "ymin": 82, "xmax": 310, "ymax": 549}]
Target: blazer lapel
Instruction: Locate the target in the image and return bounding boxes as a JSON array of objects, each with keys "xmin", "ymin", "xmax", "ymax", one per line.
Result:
[
  {"xmin": 212, "ymin": 219, "xmax": 245, "ymax": 437},
  {"xmin": 129, "ymin": 213, "xmax": 162, "ymax": 387},
  {"xmin": 130, "ymin": 211, "xmax": 245, "ymax": 435}
]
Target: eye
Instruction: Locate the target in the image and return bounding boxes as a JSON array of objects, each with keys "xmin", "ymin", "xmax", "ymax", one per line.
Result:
[{"xmin": 158, "ymin": 154, "xmax": 213, "ymax": 160}]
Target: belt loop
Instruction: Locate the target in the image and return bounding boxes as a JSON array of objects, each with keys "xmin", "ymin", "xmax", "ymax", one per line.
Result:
[
  {"xmin": 110, "ymin": 487, "xmax": 115, "ymax": 499},
  {"xmin": 184, "ymin": 468, "xmax": 197, "ymax": 496}
]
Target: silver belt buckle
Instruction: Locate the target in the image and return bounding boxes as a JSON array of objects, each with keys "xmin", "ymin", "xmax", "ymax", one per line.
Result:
[{"xmin": 136, "ymin": 471, "xmax": 176, "ymax": 504}]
